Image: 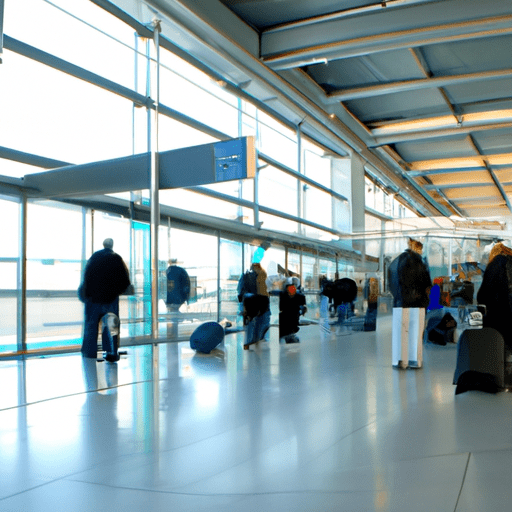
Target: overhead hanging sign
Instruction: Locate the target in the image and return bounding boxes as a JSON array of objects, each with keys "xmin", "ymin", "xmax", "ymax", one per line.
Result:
[{"xmin": 23, "ymin": 136, "xmax": 256, "ymax": 198}]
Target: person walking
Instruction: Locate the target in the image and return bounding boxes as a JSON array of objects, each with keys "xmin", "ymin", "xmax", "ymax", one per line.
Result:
[
  {"xmin": 78, "ymin": 238, "xmax": 132, "ymax": 361},
  {"xmin": 237, "ymin": 262, "xmax": 271, "ymax": 349}
]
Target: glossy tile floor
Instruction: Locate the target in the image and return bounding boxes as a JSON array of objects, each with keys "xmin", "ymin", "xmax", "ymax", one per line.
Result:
[{"xmin": 1, "ymin": 316, "xmax": 512, "ymax": 512}]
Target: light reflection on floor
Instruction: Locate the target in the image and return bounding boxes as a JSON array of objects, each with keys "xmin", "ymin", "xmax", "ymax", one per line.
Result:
[{"xmin": 1, "ymin": 321, "xmax": 512, "ymax": 511}]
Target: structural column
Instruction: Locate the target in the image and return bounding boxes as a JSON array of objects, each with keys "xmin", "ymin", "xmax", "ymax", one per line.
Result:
[
  {"xmin": 17, "ymin": 194, "xmax": 27, "ymax": 353},
  {"xmin": 351, "ymin": 154, "xmax": 366, "ymax": 257}
]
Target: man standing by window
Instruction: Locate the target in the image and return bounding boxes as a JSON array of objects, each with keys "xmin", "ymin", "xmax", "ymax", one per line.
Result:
[{"xmin": 78, "ymin": 238, "xmax": 132, "ymax": 361}]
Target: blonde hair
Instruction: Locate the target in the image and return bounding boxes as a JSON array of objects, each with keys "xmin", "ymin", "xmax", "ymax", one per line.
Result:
[
  {"xmin": 408, "ymin": 237, "xmax": 423, "ymax": 254},
  {"xmin": 489, "ymin": 242, "xmax": 512, "ymax": 263}
]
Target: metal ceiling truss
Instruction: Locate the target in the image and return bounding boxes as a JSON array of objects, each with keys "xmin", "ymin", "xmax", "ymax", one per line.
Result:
[
  {"xmin": 467, "ymin": 134, "xmax": 512, "ymax": 213},
  {"xmin": 263, "ymin": 0, "xmax": 444, "ymax": 34},
  {"xmin": 262, "ymin": 13, "xmax": 512, "ymax": 70},
  {"xmin": 424, "ymin": 182, "xmax": 500, "ymax": 190},
  {"xmin": 325, "ymin": 69, "xmax": 512, "ymax": 103},
  {"xmin": 371, "ymin": 122, "xmax": 512, "ymax": 147},
  {"xmin": 408, "ymin": 166, "xmax": 512, "ymax": 177}
]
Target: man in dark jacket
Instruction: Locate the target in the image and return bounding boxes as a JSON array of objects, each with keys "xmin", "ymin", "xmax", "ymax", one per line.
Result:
[
  {"xmin": 79, "ymin": 238, "xmax": 131, "ymax": 360},
  {"xmin": 388, "ymin": 239, "xmax": 432, "ymax": 308}
]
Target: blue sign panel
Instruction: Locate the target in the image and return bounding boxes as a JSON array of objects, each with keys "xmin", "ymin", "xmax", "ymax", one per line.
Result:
[{"xmin": 214, "ymin": 138, "xmax": 246, "ymax": 182}]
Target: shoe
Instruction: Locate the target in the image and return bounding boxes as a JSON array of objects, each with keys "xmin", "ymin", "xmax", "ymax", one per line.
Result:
[{"xmin": 104, "ymin": 353, "xmax": 120, "ymax": 362}]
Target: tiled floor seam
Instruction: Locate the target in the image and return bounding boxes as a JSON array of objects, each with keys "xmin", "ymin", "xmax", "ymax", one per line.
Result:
[
  {"xmin": 453, "ymin": 452, "xmax": 471, "ymax": 512},
  {"xmin": 62, "ymin": 478, "xmax": 390, "ymax": 497}
]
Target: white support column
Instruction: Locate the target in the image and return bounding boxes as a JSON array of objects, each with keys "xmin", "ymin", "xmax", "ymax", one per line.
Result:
[
  {"xmin": 330, "ymin": 157, "xmax": 351, "ymax": 233},
  {"xmin": 297, "ymin": 121, "xmax": 303, "ymax": 235},
  {"xmin": 351, "ymin": 154, "xmax": 366, "ymax": 256}
]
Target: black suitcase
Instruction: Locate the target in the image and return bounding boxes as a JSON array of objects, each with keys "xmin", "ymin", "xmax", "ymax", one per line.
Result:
[{"xmin": 453, "ymin": 327, "xmax": 505, "ymax": 393}]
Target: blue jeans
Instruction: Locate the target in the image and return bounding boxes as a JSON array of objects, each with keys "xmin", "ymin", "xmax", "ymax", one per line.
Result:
[
  {"xmin": 245, "ymin": 309, "xmax": 271, "ymax": 346},
  {"xmin": 82, "ymin": 299, "xmax": 119, "ymax": 358}
]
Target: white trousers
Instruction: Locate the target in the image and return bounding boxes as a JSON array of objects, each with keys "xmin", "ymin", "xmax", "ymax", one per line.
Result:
[{"xmin": 391, "ymin": 307, "xmax": 425, "ymax": 368}]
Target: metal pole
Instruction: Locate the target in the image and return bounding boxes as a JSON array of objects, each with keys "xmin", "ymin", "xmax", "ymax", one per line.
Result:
[
  {"xmin": 217, "ymin": 233, "xmax": 221, "ymax": 323},
  {"xmin": 254, "ymin": 111, "xmax": 260, "ymax": 229},
  {"xmin": 237, "ymin": 98, "xmax": 243, "ymax": 223},
  {"xmin": 254, "ymin": 158, "xmax": 260, "ymax": 228},
  {"xmin": 17, "ymin": 194, "xmax": 27, "ymax": 353},
  {"xmin": 297, "ymin": 121, "xmax": 303, "ymax": 235},
  {"xmin": 150, "ymin": 19, "xmax": 161, "ymax": 339},
  {"xmin": 90, "ymin": 209, "xmax": 95, "ymax": 255}
]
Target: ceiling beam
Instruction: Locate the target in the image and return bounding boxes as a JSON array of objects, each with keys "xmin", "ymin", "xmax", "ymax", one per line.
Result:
[
  {"xmin": 371, "ymin": 121, "xmax": 512, "ymax": 146},
  {"xmin": 467, "ymin": 135, "xmax": 512, "ymax": 214},
  {"xmin": 264, "ymin": 0, "xmax": 443, "ymax": 34},
  {"xmin": 436, "ymin": 190, "xmax": 465, "ymax": 217},
  {"xmin": 326, "ymin": 69, "xmax": 512, "ymax": 103},
  {"xmin": 451, "ymin": 196, "xmax": 506, "ymax": 205},
  {"xmin": 408, "ymin": 166, "xmax": 509, "ymax": 177},
  {"xmin": 409, "ymin": 153, "xmax": 512, "ymax": 171},
  {"xmin": 424, "ymin": 182, "xmax": 495, "ymax": 190},
  {"xmin": 263, "ymin": 14, "xmax": 512, "ymax": 70},
  {"xmin": 417, "ymin": 173, "xmax": 465, "ymax": 216}
]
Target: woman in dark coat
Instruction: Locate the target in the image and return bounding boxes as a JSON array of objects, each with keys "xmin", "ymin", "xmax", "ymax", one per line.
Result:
[{"xmin": 477, "ymin": 243, "xmax": 512, "ymax": 350}]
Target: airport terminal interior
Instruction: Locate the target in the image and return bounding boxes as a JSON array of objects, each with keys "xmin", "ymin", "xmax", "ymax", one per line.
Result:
[{"xmin": 1, "ymin": 0, "xmax": 512, "ymax": 510}]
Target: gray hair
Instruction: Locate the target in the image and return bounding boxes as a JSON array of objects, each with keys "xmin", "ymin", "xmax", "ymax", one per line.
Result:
[{"xmin": 103, "ymin": 238, "xmax": 114, "ymax": 250}]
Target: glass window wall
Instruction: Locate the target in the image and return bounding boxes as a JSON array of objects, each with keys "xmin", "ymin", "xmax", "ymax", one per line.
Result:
[
  {"xmin": 25, "ymin": 200, "xmax": 84, "ymax": 349},
  {"xmin": 164, "ymin": 228, "xmax": 219, "ymax": 339},
  {"xmin": 159, "ymin": 64, "xmax": 239, "ymax": 138},
  {"xmin": 5, "ymin": 0, "xmax": 137, "ymax": 88},
  {"xmin": 0, "ymin": 0, "xmax": 381, "ymax": 355},
  {"xmin": 0, "ymin": 51, "xmax": 133, "ymax": 169},
  {"xmin": 0, "ymin": 197, "xmax": 19, "ymax": 352},
  {"xmin": 257, "ymin": 111, "xmax": 297, "ymax": 169},
  {"xmin": 258, "ymin": 165, "xmax": 298, "ymax": 217}
]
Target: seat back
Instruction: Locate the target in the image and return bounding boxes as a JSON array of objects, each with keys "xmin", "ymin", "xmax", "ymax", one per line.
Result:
[{"xmin": 453, "ymin": 327, "xmax": 505, "ymax": 389}]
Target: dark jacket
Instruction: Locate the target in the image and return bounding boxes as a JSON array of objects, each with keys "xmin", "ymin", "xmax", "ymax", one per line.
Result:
[
  {"xmin": 166, "ymin": 265, "xmax": 190, "ymax": 306},
  {"xmin": 476, "ymin": 254, "xmax": 512, "ymax": 349},
  {"xmin": 80, "ymin": 248, "xmax": 131, "ymax": 304},
  {"xmin": 279, "ymin": 291, "xmax": 306, "ymax": 337},
  {"xmin": 388, "ymin": 249, "xmax": 432, "ymax": 308}
]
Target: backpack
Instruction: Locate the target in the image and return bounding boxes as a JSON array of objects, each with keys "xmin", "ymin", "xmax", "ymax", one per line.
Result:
[
  {"xmin": 427, "ymin": 312, "xmax": 457, "ymax": 345},
  {"xmin": 237, "ymin": 270, "xmax": 257, "ymax": 302}
]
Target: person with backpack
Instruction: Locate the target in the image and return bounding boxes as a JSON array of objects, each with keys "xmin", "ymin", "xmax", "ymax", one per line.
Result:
[
  {"xmin": 237, "ymin": 262, "xmax": 270, "ymax": 349},
  {"xmin": 278, "ymin": 278, "xmax": 307, "ymax": 343}
]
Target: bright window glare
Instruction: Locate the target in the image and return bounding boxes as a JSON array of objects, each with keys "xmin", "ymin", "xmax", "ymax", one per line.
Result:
[{"xmin": 0, "ymin": 51, "xmax": 133, "ymax": 167}]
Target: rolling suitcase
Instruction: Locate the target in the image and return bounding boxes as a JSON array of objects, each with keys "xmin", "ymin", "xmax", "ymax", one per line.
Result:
[
  {"xmin": 190, "ymin": 321, "xmax": 225, "ymax": 354},
  {"xmin": 453, "ymin": 327, "xmax": 505, "ymax": 394},
  {"xmin": 101, "ymin": 312, "xmax": 121, "ymax": 362}
]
